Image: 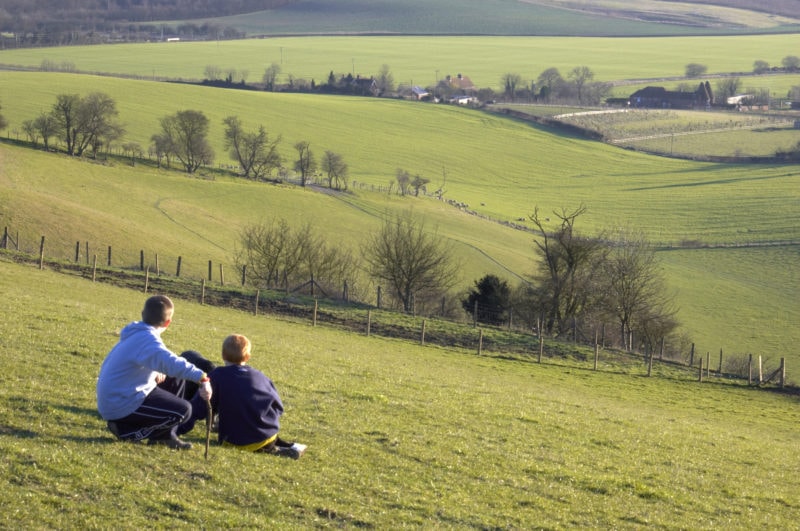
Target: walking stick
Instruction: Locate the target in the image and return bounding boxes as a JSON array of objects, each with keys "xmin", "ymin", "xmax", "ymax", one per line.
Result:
[{"xmin": 204, "ymin": 399, "xmax": 212, "ymax": 460}]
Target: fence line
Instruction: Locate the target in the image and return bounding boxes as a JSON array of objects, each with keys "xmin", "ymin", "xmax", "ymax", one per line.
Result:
[{"xmin": 1, "ymin": 226, "xmax": 791, "ymax": 389}]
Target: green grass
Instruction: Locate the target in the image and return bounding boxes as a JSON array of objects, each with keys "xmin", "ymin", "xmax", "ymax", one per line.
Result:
[
  {"xmin": 1, "ymin": 259, "xmax": 798, "ymax": 528},
  {"xmin": 3, "ymin": 34, "xmax": 800, "ymax": 91},
  {"xmin": 181, "ymin": 0, "xmax": 800, "ymax": 37},
  {"xmin": 1, "ymin": 68, "xmax": 799, "ymax": 365}
]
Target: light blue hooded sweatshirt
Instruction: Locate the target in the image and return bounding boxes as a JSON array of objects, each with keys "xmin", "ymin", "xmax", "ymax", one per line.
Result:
[{"xmin": 96, "ymin": 321, "xmax": 205, "ymax": 420}]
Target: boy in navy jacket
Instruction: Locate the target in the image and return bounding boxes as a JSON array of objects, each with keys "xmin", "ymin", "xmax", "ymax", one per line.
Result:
[{"xmin": 186, "ymin": 334, "xmax": 305, "ymax": 458}]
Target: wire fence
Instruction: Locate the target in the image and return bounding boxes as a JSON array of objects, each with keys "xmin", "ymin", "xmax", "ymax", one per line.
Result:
[{"xmin": 2, "ymin": 224, "xmax": 793, "ymax": 392}]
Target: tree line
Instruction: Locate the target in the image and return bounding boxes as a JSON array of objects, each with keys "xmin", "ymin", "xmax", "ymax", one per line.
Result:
[{"xmin": 236, "ymin": 206, "xmax": 679, "ymax": 356}]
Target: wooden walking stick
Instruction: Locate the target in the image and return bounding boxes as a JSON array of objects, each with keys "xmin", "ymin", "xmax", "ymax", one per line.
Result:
[{"xmin": 204, "ymin": 399, "xmax": 212, "ymax": 460}]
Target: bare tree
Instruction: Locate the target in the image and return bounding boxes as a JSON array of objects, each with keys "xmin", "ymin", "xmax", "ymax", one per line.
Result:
[
  {"xmin": 32, "ymin": 112, "xmax": 59, "ymax": 151},
  {"xmin": 293, "ymin": 141, "xmax": 316, "ymax": 186},
  {"xmin": 51, "ymin": 92, "xmax": 124, "ymax": 157},
  {"xmin": 599, "ymin": 229, "xmax": 678, "ymax": 352},
  {"xmin": 529, "ymin": 204, "xmax": 606, "ymax": 337},
  {"xmin": 223, "ymin": 116, "xmax": 282, "ymax": 180},
  {"xmin": 262, "ymin": 62, "xmax": 281, "ymax": 91},
  {"xmin": 396, "ymin": 168, "xmax": 411, "ymax": 196},
  {"xmin": 0, "ymin": 101, "xmax": 7, "ymax": 132},
  {"xmin": 376, "ymin": 64, "xmax": 394, "ymax": 96},
  {"xmin": 501, "ymin": 72, "xmax": 523, "ymax": 101},
  {"xmin": 536, "ymin": 67, "xmax": 562, "ymax": 101},
  {"xmin": 568, "ymin": 66, "xmax": 594, "ymax": 103},
  {"xmin": 204, "ymin": 64, "xmax": 223, "ymax": 81},
  {"xmin": 156, "ymin": 110, "xmax": 214, "ymax": 173},
  {"xmin": 363, "ymin": 211, "xmax": 459, "ymax": 313},
  {"xmin": 236, "ymin": 218, "xmax": 357, "ymax": 295},
  {"xmin": 321, "ymin": 150, "xmax": 348, "ymax": 190}
]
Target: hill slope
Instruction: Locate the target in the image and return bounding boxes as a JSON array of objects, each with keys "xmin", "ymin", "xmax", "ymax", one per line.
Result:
[{"xmin": 0, "ymin": 259, "xmax": 798, "ymax": 528}]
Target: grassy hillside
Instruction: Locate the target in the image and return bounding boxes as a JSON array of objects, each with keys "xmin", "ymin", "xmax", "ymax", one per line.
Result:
[
  {"xmin": 195, "ymin": 0, "xmax": 800, "ymax": 36},
  {"xmin": 1, "ymin": 260, "xmax": 798, "ymax": 528},
  {"xmin": 3, "ymin": 35, "xmax": 800, "ymax": 91},
  {"xmin": 1, "ymin": 69, "xmax": 798, "ymax": 363}
]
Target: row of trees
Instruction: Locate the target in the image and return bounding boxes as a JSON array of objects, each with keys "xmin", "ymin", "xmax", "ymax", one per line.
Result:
[
  {"xmin": 237, "ymin": 207, "xmax": 679, "ymax": 353},
  {"xmin": 13, "ymin": 91, "xmax": 354, "ymax": 190}
]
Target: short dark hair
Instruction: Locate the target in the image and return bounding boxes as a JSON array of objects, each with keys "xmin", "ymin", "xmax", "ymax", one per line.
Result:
[{"xmin": 141, "ymin": 295, "xmax": 174, "ymax": 326}]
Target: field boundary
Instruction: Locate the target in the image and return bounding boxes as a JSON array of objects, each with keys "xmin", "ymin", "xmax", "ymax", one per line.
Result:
[{"xmin": 2, "ymin": 243, "xmax": 795, "ymax": 394}]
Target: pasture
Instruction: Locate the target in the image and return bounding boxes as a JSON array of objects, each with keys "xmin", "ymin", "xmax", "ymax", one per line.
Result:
[
  {"xmin": 1, "ymin": 67, "xmax": 799, "ymax": 366},
  {"xmin": 1, "ymin": 259, "xmax": 798, "ymax": 528},
  {"xmin": 200, "ymin": 0, "xmax": 800, "ymax": 37},
  {"xmin": 2, "ymin": 34, "xmax": 800, "ymax": 91}
]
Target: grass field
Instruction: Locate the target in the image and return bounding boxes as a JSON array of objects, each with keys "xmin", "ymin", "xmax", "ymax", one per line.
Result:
[
  {"xmin": 1, "ymin": 67, "xmax": 799, "ymax": 364},
  {"xmin": 3, "ymin": 34, "xmax": 800, "ymax": 91},
  {"xmin": 185, "ymin": 0, "xmax": 800, "ymax": 36},
  {"xmin": 1, "ymin": 259, "xmax": 798, "ymax": 528}
]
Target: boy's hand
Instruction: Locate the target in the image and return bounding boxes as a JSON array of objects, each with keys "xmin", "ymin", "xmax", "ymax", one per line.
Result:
[
  {"xmin": 155, "ymin": 373, "xmax": 166, "ymax": 384},
  {"xmin": 198, "ymin": 380, "xmax": 212, "ymax": 401}
]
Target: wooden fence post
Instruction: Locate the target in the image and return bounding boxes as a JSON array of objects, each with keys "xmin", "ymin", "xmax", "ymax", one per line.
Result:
[
  {"xmin": 92, "ymin": 255, "xmax": 97, "ymax": 282},
  {"xmin": 39, "ymin": 236, "xmax": 45, "ymax": 270},
  {"xmin": 208, "ymin": 260, "xmax": 212, "ymax": 281},
  {"xmin": 107, "ymin": 245, "xmax": 112, "ymax": 267},
  {"xmin": 377, "ymin": 286, "xmax": 382, "ymax": 309},
  {"xmin": 140, "ymin": 250, "xmax": 144, "ymax": 271},
  {"xmin": 367, "ymin": 310, "xmax": 372, "ymax": 337},
  {"xmin": 780, "ymin": 358, "xmax": 786, "ymax": 388},
  {"xmin": 647, "ymin": 348, "xmax": 653, "ymax": 377},
  {"xmin": 201, "ymin": 279, "xmax": 206, "ymax": 305},
  {"xmin": 176, "ymin": 256, "xmax": 182, "ymax": 277},
  {"xmin": 1, "ymin": 227, "xmax": 7, "ymax": 249},
  {"xmin": 538, "ymin": 319, "xmax": 544, "ymax": 363},
  {"xmin": 698, "ymin": 357, "xmax": 704, "ymax": 382},
  {"xmin": 718, "ymin": 348, "xmax": 723, "ymax": 376},
  {"xmin": 75, "ymin": 241, "xmax": 80, "ymax": 262},
  {"xmin": 706, "ymin": 352, "xmax": 710, "ymax": 379},
  {"xmin": 343, "ymin": 280, "xmax": 348, "ymax": 302},
  {"xmin": 477, "ymin": 329, "xmax": 483, "ymax": 355},
  {"xmin": 144, "ymin": 266, "xmax": 150, "ymax": 294},
  {"xmin": 420, "ymin": 319, "xmax": 426, "ymax": 345},
  {"xmin": 254, "ymin": 289, "xmax": 260, "ymax": 316},
  {"xmin": 219, "ymin": 264, "xmax": 224, "ymax": 286},
  {"xmin": 155, "ymin": 253, "xmax": 159, "ymax": 275},
  {"xmin": 313, "ymin": 300, "xmax": 318, "ymax": 327},
  {"xmin": 85, "ymin": 241, "xmax": 89, "ymax": 264},
  {"xmin": 241, "ymin": 265, "xmax": 247, "ymax": 286},
  {"xmin": 593, "ymin": 330, "xmax": 599, "ymax": 371},
  {"xmin": 659, "ymin": 337, "xmax": 664, "ymax": 361},
  {"xmin": 689, "ymin": 343, "xmax": 695, "ymax": 366},
  {"xmin": 748, "ymin": 353, "xmax": 753, "ymax": 385},
  {"xmin": 758, "ymin": 355, "xmax": 763, "ymax": 384}
]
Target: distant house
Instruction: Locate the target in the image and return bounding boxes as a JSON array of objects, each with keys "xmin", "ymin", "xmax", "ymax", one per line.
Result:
[
  {"xmin": 412, "ymin": 86, "xmax": 430, "ymax": 100},
  {"xmin": 446, "ymin": 73, "xmax": 475, "ymax": 93},
  {"xmin": 351, "ymin": 76, "xmax": 379, "ymax": 96},
  {"xmin": 629, "ymin": 82, "xmax": 713, "ymax": 109}
]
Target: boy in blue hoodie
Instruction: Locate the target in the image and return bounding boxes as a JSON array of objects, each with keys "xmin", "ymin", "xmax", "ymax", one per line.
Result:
[{"xmin": 96, "ymin": 295, "xmax": 212, "ymax": 450}]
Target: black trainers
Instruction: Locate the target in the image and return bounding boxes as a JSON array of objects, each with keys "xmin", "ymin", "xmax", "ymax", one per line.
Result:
[
  {"xmin": 148, "ymin": 434, "xmax": 193, "ymax": 450},
  {"xmin": 107, "ymin": 421, "xmax": 121, "ymax": 437}
]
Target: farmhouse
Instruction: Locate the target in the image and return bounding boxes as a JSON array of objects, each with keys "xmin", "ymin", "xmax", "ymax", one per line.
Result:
[
  {"xmin": 629, "ymin": 81, "xmax": 713, "ymax": 109},
  {"xmin": 446, "ymin": 73, "xmax": 475, "ymax": 92}
]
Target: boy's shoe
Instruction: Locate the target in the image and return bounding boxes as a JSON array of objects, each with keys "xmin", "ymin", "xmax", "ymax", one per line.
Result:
[
  {"xmin": 148, "ymin": 434, "xmax": 193, "ymax": 450},
  {"xmin": 273, "ymin": 443, "xmax": 306, "ymax": 460}
]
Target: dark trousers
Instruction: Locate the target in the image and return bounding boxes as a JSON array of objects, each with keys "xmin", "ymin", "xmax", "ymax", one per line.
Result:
[{"xmin": 108, "ymin": 386, "xmax": 192, "ymax": 442}]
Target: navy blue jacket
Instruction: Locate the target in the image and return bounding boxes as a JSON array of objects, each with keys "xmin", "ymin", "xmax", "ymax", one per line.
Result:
[{"xmin": 210, "ymin": 365, "xmax": 284, "ymax": 446}]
